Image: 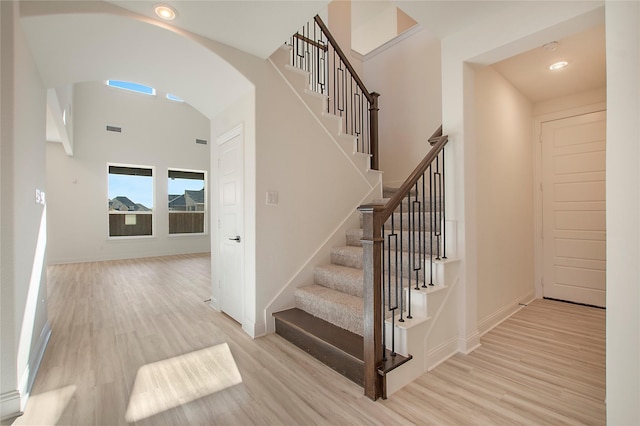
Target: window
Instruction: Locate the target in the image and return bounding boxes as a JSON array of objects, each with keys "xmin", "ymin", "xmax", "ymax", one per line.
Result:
[
  {"xmin": 108, "ymin": 165, "xmax": 154, "ymax": 237},
  {"xmin": 166, "ymin": 93, "xmax": 184, "ymax": 102},
  {"xmin": 106, "ymin": 80, "xmax": 155, "ymax": 96},
  {"xmin": 168, "ymin": 169, "xmax": 205, "ymax": 234}
]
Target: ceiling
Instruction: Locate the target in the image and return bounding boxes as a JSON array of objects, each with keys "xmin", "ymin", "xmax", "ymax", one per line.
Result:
[
  {"xmin": 106, "ymin": 1, "xmax": 328, "ymax": 59},
  {"xmin": 491, "ymin": 24, "xmax": 606, "ymax": 103},
  {"xmin": 25, "ymin": 0, "xmax": 606, "ymax": 131}
]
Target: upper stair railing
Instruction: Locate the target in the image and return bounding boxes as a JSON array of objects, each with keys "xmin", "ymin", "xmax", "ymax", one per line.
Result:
[
  {"xmin": 359, "ymin": 126, "xmax": 449, "ymax": 400},
  {"xmin": 287, "ymin": 15, "xmax": 380, "ymax": 170}
]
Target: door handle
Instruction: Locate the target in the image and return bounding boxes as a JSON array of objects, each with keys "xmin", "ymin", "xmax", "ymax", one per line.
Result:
[{"xmin": 229, "ymin": 236, "xmax": 241, "ymax": 242}]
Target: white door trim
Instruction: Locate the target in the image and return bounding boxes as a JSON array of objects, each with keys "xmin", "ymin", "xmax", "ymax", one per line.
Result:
[
  {"xmin": 217, "ymin": 124, "xmax": 243, "ymax": 146},
  {"xmin": 532, "ymin": 102, "xmax": 606, "ymax": 299}
]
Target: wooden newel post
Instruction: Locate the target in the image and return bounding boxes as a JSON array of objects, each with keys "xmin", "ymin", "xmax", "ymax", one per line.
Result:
[
  {"xmin": 369, "ymin": 92, "xmax": 380, "ymax": 171},
  {"xmin": 358, "ymin": 204, "xmax": 385, "ymax": 400}
]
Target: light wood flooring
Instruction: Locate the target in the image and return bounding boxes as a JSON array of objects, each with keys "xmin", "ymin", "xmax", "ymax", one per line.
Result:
[{"xmin": 8, "ymin": 254, "xmax": 605, "ymax": 425}]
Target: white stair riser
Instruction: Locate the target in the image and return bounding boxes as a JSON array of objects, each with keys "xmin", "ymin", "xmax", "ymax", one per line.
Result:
[
  {"xmin": 331, "ymin": 246, "xmax": 447, "ymax": 284},
  {"xmin": 272, "ymin": 46, "xmax": 378, "ymax": 178}
]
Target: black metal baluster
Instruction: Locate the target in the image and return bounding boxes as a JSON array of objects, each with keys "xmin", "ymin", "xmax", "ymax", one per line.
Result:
[
  {"xmin": 381, "ymin": 221, "xmax": 386, "ymax": 362},
  {"xmin": 421, "ymin": 172, "xmax": 428, "ymax": 288},
  {"xmin": 429, "ymin": 164, "xmax": 435, "ymax": 286},
  {"xmin": 398, "ymin": 202, "xmax": 404, "ymax": 323},
  {"xmin": 435, "ymin": 156, "xmax": 441, "ymax": 261},
  {"xmin": 390, "ymin": 213, "xmax": 398, "ymax": 355},
  {"xmin": 442, "ymin": 149, "xmax": 447, "ymax": 259},
  {"xmin": 414, "ymin": 181, "xmax": 421, "ymax": 291}
]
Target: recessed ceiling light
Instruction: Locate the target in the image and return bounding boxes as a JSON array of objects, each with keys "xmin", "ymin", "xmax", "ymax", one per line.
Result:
[
  {"xmin": 549, "ymin": 61, "xmax": 568, "ymax": 71},
  {"xmin": 154, "ymin": 4, "xmax": 176, "ymax": 20},
  {"xmin": 543, "ymin": 41, "xmax": 558, "ymax": 51}
]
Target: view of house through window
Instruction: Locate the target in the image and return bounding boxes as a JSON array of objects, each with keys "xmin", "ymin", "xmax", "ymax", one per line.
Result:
[
  {"xmin": 168, "ymin": 169, "xmax": 206, "ymax": 234},
  {"xmin": 108, "ymin": 165, "xmax": 154, "ymax": 237}
]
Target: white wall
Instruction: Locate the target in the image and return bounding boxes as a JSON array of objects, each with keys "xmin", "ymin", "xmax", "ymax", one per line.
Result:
[
  {"xmin": 46, "ymin": 81, "xmax": 211, "ymax": 264},
  {"xmin": 202, "ymin": 29, "xmax": 377, "ymax": 336},
  {"xmin": 361, "ymin": 27, "xmax": 442, "ymax": 187},
  {"xmin": 474, "ymin": 65, "xmax": 535, "ymax": 334},
  {"xmin": 533, "ymin": 86, "xmax": 606, "ymax": 116},
  {"xmin": 1, "ymin": 1, "xmax": 50, "ymax": 418},
  {"xmin": 440, "ymin": 1, "xmax": 605, "ymax": 354},
  {"xmin": 351, "ymin": 1, "xmax": 397, "ymax": 56},
  {"xmin": 605, "ymin": 1, "xmax": 640, "ymax": 423}
]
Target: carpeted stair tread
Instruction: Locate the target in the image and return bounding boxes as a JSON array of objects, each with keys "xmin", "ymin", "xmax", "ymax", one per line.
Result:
[
  {"xmin": 371, "ymin": 197, "xmax": 441, "ymax": 212},
  {"xmin": 346, "ymin": 228, "xmax": 364, "ymax": 247},
  {"xmin": 295, "ymin": 284, "xmax": 363, "ymax": 336},
  {"xmin": 330, "ymin": 246, "xmax": 364, "ymax": 269},
  {"xmin": 348, "ymin": 228, "xmax": 440, "ymax": 254},
  {"xmin": 314, "ymin": 264, "xmax": 363, "ymax": 297},
  {"xmin": 359, "ymin": 212, "xmax": 441, "ymax": 232}
]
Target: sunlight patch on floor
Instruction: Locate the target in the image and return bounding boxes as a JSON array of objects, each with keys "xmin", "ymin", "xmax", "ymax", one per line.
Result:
[
  {"xmin": 13, "ymin": 385, "xmax": 76, "ymax": 425},
  {"xmin": 125, "ymin": 342, "xmax": 242, "ymax": 422}
]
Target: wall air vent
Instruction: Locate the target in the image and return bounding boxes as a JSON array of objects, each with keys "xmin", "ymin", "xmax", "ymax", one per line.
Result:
[
  {"xmin": 195, "ymin": 139, "xmax": 207, "ymax": 145},
  {"xmin": 106, "ymin": 125, "xmax": 122, "ymax": 133}
]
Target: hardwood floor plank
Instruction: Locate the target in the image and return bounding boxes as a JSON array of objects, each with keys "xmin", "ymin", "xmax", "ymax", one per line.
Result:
[{"xmin": 6, "ymin": 255, "xmax": 605, "ymax": 425}]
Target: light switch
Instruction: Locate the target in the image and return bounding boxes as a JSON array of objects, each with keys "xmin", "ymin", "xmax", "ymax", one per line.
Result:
[
  {"xmin": 35, "ymin": 189, "xmax": 46, "ymax": 205},
  {"xmin": 266, "ymin": 191, "xmax": 279, "ymax": 206}
]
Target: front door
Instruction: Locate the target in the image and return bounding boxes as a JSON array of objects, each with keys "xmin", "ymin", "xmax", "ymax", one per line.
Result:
[
  {"xmin": 218, "ymin": 126, "xmax": 244, "ymax": 324},
  {"xmin": 541, "ymin": 110, "xmax": 606, "ymax": 307}
]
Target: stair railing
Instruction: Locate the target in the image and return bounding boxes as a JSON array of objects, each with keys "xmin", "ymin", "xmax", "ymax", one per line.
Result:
[
  {"xmin": 359, "ymin": 126, "xmax": 449, "ymax": 400},
  {"xmin": 288, "ymin": 15, "xmax": 380, "ymax": 170}
]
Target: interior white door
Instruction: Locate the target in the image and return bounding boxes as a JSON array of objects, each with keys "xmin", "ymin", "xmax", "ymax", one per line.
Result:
[
  {"xmin": 541, "ymin": 110, "xmax": 606, "ymax": 307},
  {"xmin": 218, "ymin": 129, "xmax": 244, "ymax": 324}
]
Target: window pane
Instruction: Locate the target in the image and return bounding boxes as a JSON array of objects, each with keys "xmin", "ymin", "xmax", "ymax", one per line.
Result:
[
  {"xmin": 166, "ymin": 93, "xmax": 184, "ymax": 102},
  {"xmin": 108, "ymin": 165, "xmax": 153, "ymax": 237},
  {"xmin": 107, "ymin": 80, "xmax": 155, "ymax": 96},
  {"xmin": 168, "ymin": 170, "xmax": 205, "ymax": 234}
]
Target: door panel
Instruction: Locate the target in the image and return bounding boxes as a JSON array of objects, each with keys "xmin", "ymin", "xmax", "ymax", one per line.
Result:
[
  {"xmin": 219, "ymin": 130, "xmax": 244, "ymax": 324},
  {"xmin": 542, "ymin": 111, "xmax": 606, "ymax": 307}
]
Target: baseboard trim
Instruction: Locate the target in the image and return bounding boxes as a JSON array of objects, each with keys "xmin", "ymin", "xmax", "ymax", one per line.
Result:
[
  {"xmin": 243, "ymin": 320, "xmax": 265, "ymax": 339},
  {"xmin": 478, "ymin": 290, "xmax": 536, "ymax": 336},
  {"xmin": 459, "ymin": 331, "xmax": 481, "ymax": 355},
  {"xmin": 0, "ymin": 390, "xmax": 22, "ymax": 421},
  {"xmin": 18, "ymin": 321, "xmax": 52, "ymax": 411},
  {"xmin": 426, "ymin": 336, "xmax": 459, "ymax": 371},
  {"xmin": 47, "ymin": 250, "xmax": 211, "ymax": 266}
]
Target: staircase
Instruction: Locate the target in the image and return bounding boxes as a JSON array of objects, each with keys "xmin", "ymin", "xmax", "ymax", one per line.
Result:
[
  {"xmin": 273, "ymin": 184, "xmax": 453, "ymax": 392},
  {"xmin": 270, "ymin": 16, "xmax": 457, "ymax": 399}
]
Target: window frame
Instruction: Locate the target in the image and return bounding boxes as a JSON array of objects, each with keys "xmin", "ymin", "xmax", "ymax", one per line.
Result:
[
  {"xmin": 107, "ymin": 163, "xmax": 156, "ymax": 239},
  {"xmin": 167, "ymin": 168, "xmax": 207, "ymax": 236}
]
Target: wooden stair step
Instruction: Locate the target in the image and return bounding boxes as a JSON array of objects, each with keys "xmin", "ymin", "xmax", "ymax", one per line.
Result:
[{"xmin": 273, "ymin": 308, "xmax": 364, "ymax": 386}]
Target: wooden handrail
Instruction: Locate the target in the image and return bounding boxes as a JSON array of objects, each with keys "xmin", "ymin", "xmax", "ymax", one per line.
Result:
[
  {"xmin": 313, "ymin": 15, "xmax": 374, "ymax": 104},
  {"xmin": 292, "ymin": 33, "xmax": 328, "ymax": 51},
  {"xmin": 358, "ymin": 125, "xmax": 449, "ymax": 400},
  {"xmin": 290, "ymin": 15, "xmax": 379, "ymax": 170},
  {"xmin": 360, "ymin": 127, "xmax": 448, "ymax": 222}
]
